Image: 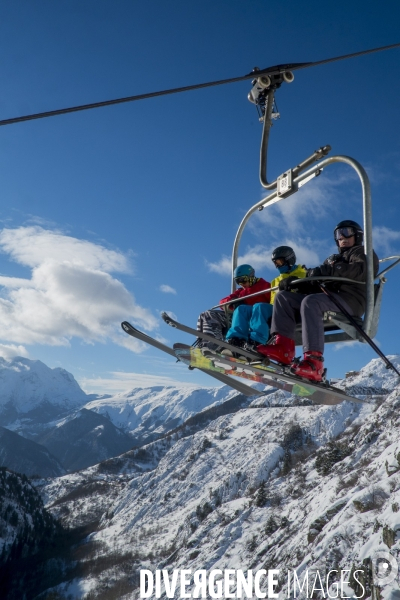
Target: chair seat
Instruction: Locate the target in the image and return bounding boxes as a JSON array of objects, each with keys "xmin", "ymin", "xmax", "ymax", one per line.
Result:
[{"xmin": 294, "ymin": 311, "xmax": 365, "ymax": 345}]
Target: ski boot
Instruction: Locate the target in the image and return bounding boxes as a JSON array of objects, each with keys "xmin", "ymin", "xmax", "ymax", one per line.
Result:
[
  {"xmin": 256, "ymin": 334, "xmax": 295, "ymax": 365},
  {"xmin": 199, "ymin": 340, "xmax": 225, "ymax": 357},
  {"xmin": 243, "ymin": 339, "xmax": 261, "ymax": 355},
  {"xmin": 290, "ymin": 351, "xmax": 325, "ymax": 382},
  {"xmin": 221, "ymin": 337, "xmax": 248, "ymax": 360}
]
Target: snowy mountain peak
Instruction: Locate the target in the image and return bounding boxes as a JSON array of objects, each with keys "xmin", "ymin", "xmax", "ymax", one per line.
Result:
[
  {"xmin": 84, "ymin": 382, "xmax": 255, "ymax": 441},
  {"xmin": 339, "ymin": 354, "xmax": 400, "ymax": 395},
  {"xmin": 0, "ymin": 355, "xmax": 88, "ymax": 417}
]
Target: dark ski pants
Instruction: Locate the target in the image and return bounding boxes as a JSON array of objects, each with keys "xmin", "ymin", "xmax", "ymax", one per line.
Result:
[{"xmin": 271, "ymin": 291, "xmax": 354, "ymax": 354}]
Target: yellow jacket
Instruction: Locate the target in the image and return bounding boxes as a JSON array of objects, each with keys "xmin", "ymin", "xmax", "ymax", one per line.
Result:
[{"xmin": 270, "ymin": 264, "xmax": 307, "ymax": 304}]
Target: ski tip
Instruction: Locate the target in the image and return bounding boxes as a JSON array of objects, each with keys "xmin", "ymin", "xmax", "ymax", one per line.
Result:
[
  {"xmin": 173, "ymin": 342, "xmax": 191, "ymax": 350},
  {"xmin": 161, "ymin": 312, "xmax": 176, "ymax": 326},
  {"xmin": 121, "ymin": 321, "xmax": 133, "ymax": 333}
]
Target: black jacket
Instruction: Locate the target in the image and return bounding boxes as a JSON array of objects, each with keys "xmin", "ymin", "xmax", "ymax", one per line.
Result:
[{"xmin": 309, "ymin": 245, "xmax": 379, "ymax": 316}]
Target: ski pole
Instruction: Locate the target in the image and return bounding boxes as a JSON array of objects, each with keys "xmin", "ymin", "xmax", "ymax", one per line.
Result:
[
  {"xmin": 209, "ymin": 286, "xmax": 279, "ymax": 310},
  {"xmin": 319, "ymin": 283, "xmax": 400, "ymax": 377}
]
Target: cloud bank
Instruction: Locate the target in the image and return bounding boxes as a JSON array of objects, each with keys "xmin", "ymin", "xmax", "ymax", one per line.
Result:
[
  {"xmin": 0, "ymin": 226, "xmax": 158, "ymax": 356},
  {"xmin": 372, "ymin": 225, "xmax": 400, "ymax": 256},
  {"xmin": 80, "ymin": 371, "xmax": 199, "ymax": 394},
  {"xmin": 206, "ymin": 242, "xmax": 320, "ymax": 276}
]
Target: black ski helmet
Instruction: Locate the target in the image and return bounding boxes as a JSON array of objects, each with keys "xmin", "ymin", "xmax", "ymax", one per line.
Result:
[
  {"xmin": 334, "ymin": 220, "xmax": 363, "ymax": 246},
  {"xmin": 271, "ymin": 246, "xmax": 296, "ymax": 268}
]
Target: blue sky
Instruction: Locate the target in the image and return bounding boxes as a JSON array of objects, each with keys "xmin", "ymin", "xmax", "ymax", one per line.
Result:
[{"xmin": 0, "ymin": 1, "xmax": 399, "ymax": 393}]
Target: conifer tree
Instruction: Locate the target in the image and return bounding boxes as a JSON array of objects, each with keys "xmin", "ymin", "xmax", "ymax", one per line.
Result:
[{"xmin": 255, "ymin": 481, "xmax": 268, "ymax": 507}]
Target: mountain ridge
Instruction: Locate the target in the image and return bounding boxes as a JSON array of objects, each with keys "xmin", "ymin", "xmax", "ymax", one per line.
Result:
[{"xmin": 37, "ymin": 355, "xmax": 400, "ymax": 599}]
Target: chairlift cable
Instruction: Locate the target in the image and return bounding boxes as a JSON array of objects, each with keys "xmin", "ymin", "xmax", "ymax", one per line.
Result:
[{"xmin": 0, "ymin": 42, "xmax": 399, "ymax": 128}]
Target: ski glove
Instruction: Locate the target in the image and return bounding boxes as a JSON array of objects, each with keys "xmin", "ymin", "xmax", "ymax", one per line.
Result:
[
  {"xmin": 326, "ymin": 253, "xmax": 341, "ymax": 265},
  {"xmin": 307, "ymin": 264, "xmax": 333, "ymax": 278},
  {"xmin": 278, "ymin": 276, "xmax": 298, "ymax": 291},
  {"xmin": 306, "ymin": 267, "xmax": 322, "ymax": 278}
]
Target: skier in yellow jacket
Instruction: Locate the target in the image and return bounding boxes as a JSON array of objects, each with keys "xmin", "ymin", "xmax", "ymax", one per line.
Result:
[{"xmin": 269, "ymin": 246, "xmax": 307, "ymax": 304}]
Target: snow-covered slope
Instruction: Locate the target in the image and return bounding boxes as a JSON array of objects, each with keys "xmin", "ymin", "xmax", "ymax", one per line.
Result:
[
  {"xmin": 0, "ymin": 426, "xmax": 65, "ymax": 477},
  {"xmin": 336, "ymin": 356, "xmax": 400, "ymax": 395},
  {"xmin": 39, "ymin": 356, "xmax": 400, "ymax": 599},
  {"xmin": 0, "ymin": 467, "xmax": 58, "ymax": 555},
  {"xmin": 36, "ymin": 408, "xmax": 134, "ymax": 471},
  {"xmin": 0, "ymin": 355, "xmax": 261, "ymax": 474},
  {"xmin": 0, "ymin": 356, "xmax": 89, "ymax": 436},
  {"xmin": 83, "ymin": 383, "xmax": 258, "ymax": 443}
]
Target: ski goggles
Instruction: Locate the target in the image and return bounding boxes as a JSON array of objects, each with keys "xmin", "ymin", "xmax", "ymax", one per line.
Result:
[
  {"xmin": 235, "ymin": 276, "xmax": 251, "ymax": 285},
  {"xmin": 272, "ymin": 258, "xmax": 285, "ymax": 266},
  {"xmin": 334, "ymin": 226, "xmax": 355, "ymax": 240}
]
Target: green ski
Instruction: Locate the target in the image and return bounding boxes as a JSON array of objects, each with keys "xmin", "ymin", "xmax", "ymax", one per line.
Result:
[{"xmin": 173, "ymin": 344, "xmax": 364, "ymax": 406}]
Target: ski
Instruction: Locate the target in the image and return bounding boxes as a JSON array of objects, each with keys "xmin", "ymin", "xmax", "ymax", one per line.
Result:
[
  {"xmin": 173, "ymin": 344, "xmax": 364, "ymax": 406},
  {"xmin": 120, "ymin": 321, "xmax": 263, "ymax": 397},
  {"xmin": 161, "ymin": 312, "xmax": 261, "ymax": 361}
]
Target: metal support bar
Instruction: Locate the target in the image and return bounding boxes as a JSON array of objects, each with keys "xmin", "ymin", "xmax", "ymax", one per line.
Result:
[
  {"xmin": 369, "ymin": 280, "xmax": 385, "ymax": 339},
  {"xmin": 377, "ymin": 255, "xmax": 400, "ymax": 278},
  {"xmin": 292, "ymin": 145, "xmax": 331, "ymax": 176},
  {"xmin": 259, "ymin": 89, "xmax": 276, "ymax": 189}
]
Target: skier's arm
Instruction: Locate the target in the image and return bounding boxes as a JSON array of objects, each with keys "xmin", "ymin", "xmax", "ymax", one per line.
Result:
[
  {"xmin": 219, "ymin": 288, "xmax": 242, "ymax": 310},
  {"xmin": 307, "ymin": 251, "xmax": 367, "ymax": 282}
]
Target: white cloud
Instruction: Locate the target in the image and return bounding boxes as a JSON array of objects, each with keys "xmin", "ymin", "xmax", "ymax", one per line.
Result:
[
  {"xmin": 0, "ymin": 343, "xmax": 29, "ymax": 360},
  {"xmin": 333, "ymin": 340, "xmax": 361, "ymax": 351},
  {"xmin": 207, "ymin": 255, "xmax": 232, "ymax": 276},
  {"xmin": 0, "ymin": 226, "xmax": 158, "ymax": 353},
  {"xmin": 207, "ymin": 173, "xmax": 359, "ymax": 277},
  {"xmin": 80, "ymin": 371, "xmax": 200, "ymax": 394},
  {"xmin": 160, "ymin": 284, "xmax": 177, "ymax": 294},
  {"xmin": 372, "ymin": 226, "xmax": 400, "ymax": 256},
  {"xmin": 207, "ymin": 242, "xmax": 320, "ymax": 276},
  {"xmin": 0, "ymin": 226, "xmax": 130, "ymax": 272},
  {"xmin": 255, "ymin": 171, "xmax": 357, "ymax": 237}
]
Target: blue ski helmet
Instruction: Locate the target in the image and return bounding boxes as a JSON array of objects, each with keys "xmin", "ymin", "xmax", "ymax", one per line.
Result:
[{"xmin": 234, "ymin": 264, "xmax": 255, "ymax": 279}]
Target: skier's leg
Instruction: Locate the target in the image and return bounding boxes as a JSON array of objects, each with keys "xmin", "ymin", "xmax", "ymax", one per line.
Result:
[
  {"xmin": 225, "ymin": 305, "xmax": 254, "ymax": 340},
  {"xmin": 256, "ymin": 292, "xmax": 304, "ymax": 364},
  {"xmin": 270, "ymin": 291, "xmax": 304, "ymax": 338},
  {"xmin": 292, "ymin": 293, "xmax": 354, "ymax": 381},
  {"xmin": 197, "ymin": 310, "xmax": 228, "ymax": 349},
  {"xmin": 249, "ymin": 303, "xmax": 273, "ymax": 345},
  {"xmin": 300, "ymin": 293, "xmax": 353, "ymax": 352}
]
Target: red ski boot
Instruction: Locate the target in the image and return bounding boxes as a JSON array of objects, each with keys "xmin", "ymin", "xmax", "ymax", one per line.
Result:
[
  {"xmin": 291, "ymin": 351, "xmax": 325, "ymax": 382},
  {"xmin": 256, "ymin": 334, "xmax": 295, "ymax": 365}
]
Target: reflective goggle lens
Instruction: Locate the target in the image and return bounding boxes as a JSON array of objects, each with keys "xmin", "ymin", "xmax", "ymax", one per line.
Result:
[
  {"xmin": 335, "ymin": 227, "xmax": 355, "ymax": 240},
  {"xmin": 235, "ymin": 276, "xmax": 250, "ymax": 284}
]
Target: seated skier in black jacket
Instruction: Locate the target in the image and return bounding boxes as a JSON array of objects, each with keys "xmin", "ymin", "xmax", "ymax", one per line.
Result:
[{"xmin": 256, "ymin": 220, "xmax": 379, "ymax": 382}]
